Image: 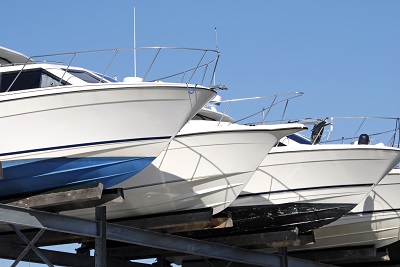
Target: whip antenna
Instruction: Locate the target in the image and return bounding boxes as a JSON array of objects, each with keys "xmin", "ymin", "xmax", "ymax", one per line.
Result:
[
  {"xmin": 133, "ymin": 6, "xmax": 137, "ymax": 77},
  {"xmin": 214, "ymin": 27, "xmax": 219, "ymax": 85},
  {"xmin": 215, "ymin": 27, "xmax": 219, "ymax": 51}
]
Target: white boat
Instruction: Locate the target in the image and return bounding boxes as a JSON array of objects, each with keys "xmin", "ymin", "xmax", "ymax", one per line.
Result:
[
  {"xmin": 300, "ymin": 167, "xmax": 400, "ymax": 250},
  {"xmin": 185, "ymin": 108, "xmax": 400, "ymax": 234},
  {"xmin": 0, "ymin": 46, "xmax": 218, "ymax": 198},
  {"xmin": 236, "ymin": 143, "xmax": 400, "ymax": 204},
  {"xmin": 176, "ymin": 114, "xmax": 400, "ymax": 247},
  {"xmin": 258, "ymin": 117, "xmax": 400, "ymax": 252},
  {"xmin": 63, "ymin": 111, "xmax": 307, "ymax": 219},
  {"xmin": 250, "ymin": 167, "xmax": 400, "ymax": 258},
  {"xmin": 229, "ymin": 136, "xmax": 400, "ymax": 233}
]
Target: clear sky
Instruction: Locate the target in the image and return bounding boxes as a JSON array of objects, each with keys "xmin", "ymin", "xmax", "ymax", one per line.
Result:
[
  {"xmin": 1, "ymin": 1, "xmax": 400, "ymax": 266},
  {"xmin": 3, "ymin": 0, "xmax": 399, "ymax": 120}
]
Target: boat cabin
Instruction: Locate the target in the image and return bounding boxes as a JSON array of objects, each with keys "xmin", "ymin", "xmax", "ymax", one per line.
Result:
[{"xmin": 0, "ymin": 46, "xmax": 116, "ymax": 93}]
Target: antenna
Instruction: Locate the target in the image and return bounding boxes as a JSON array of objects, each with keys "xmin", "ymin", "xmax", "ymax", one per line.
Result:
[
  {"xmin": 133, "ymin": 6, "xmax": 137, "ymax": 77},
  {"xmin": 214, "ymin": 27, "xmax": 218, "ymax": 85},
  {"xmin": 215, "ymin": 27, "xmax": 219, "ymax": 51}
]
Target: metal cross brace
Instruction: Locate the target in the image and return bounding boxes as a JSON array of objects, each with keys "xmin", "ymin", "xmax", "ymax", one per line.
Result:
[{"xmin": 8, "ymin": 224, "xmax": 53, "ymax": 267}]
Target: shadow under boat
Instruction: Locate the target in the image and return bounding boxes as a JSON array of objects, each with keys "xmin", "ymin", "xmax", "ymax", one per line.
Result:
[{"xmin": 178, "ymin": 202, "xmax": 355, "ymax": 239}]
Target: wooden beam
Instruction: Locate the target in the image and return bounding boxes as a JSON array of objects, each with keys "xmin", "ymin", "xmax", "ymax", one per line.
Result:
[
  {"xmin": 111, "ymin": 208, "xmax": 214, "ymax": 229},
  {"xmin": 41, "ymin": 188, "xmax": 124, "ymax": 212},
  {"xmin": 246, "ymin": 233, "xmax": 315, "ymax": 250},
  {"xmin": 3, "ymin": 184, "xmax": 124, "ymax": 213},
  {"xmin": 205, "ymin": 229, "xmax": 299, "ymax": 247},
  {"xmin": 5, "ymin": 183, "xmax": 104, "ymax": 209},
  {"xmin": 157, "ymin": 217, "xmax": 233, "ymax": 233}
]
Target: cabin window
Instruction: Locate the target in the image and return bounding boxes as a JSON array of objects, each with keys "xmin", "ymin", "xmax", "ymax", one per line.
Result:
[
  {"xmin": 64, "ymin": 69, "xmax": 108, "ymax": 83},
  {"xmin": 94, "ymin": 72, "xmax": 117, "ymax": 82},
  {"xmin": 287, "ymin": 134, "xmax": 313, "ymax": 145},
  {"xmin": 0, "ymin": 69, "xmax": 67, "ymax": 92},
  {"xmin": 192, "ymin": 114, "xmax": 215, "ymax": 121}
]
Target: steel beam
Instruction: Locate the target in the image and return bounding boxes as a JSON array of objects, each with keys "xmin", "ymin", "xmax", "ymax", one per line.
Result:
[
  {"xmin": 0, "ymin": 203, "xmax": 332, "ymax": 267},
  {"xmin": 106, "ymin": 223, "xmax": 332, "ymax": 267},
  {"xmin": 0, "ymin": 243, "xmax": 144, "ymax": 267},
  {"xmin": 0, "ymin": 203, "xmax": 99, "ymax": 237},
  {"xmin": 8, "ymin": 226, "xmax": 52, "ymax": 267},
  {"xmin": 181, "ymin": 260, "xmax": 336, "ymax": 267},
  {"xmin": 95, "ymin": 206, "xmax": 107, "ymax": 267}
]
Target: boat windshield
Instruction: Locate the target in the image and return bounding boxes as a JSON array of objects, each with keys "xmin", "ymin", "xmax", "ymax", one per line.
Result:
[
  {"xmin": 0, "ymin": 68, "xmax": 68, "ymax": 92},
  {"xmin": 63, "ymin": 69, "xmax": 109, "ymax": 83},
  {"xmin": 287, "ymin": 134, "xmax": 313, "ymax": 145},
  {"xmin": 94, "ymin": 72, "xmax": 117, "ymax": 83}
]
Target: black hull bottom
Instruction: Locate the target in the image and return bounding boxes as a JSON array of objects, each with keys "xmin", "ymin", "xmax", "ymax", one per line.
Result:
[{"xmin": 181, "ymin": 202, "xmax": 356, "ymax": 239}]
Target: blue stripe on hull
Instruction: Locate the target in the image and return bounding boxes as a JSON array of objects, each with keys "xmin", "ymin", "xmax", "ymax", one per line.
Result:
[{"xmin": 0, "ymin": 157, "xmax": 155, "ymax": 198}]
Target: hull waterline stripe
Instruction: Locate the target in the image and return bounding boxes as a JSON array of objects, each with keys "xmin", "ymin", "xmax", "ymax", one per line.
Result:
[{"xmin": 0, "ymin": 136, "xmax": 171, "ymax": 157}]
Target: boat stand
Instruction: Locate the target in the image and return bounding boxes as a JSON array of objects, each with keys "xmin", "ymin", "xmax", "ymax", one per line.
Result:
[
  {"xmin": 0, "ymin": 186, "xmax": 337, "ymax": 267},
  {"xmin": 278, "ymin": 247, "xmax": 288, "ymax": 267},
  {"xmin": 95, "ymin": 206, "xmax": 107, "ymax": 267}
]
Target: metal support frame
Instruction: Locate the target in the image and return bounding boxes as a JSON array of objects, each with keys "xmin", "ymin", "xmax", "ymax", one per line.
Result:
[
  {"xmin": 0, "ymin": 243, "xmax": 145, "ymax": 267},
  {"xmin": 95, "ymin": 206, "xmax": 107, "ymax": 267},
  {"xmin": 8, "ymin": 224, "xmax": 53, "ymax": 267},
  {"xmin": 278, "ymin": 247, "xmax": 288, "ymax": 267},
  {"xmin": 0, "ymin": 203, "xmax": 333, "ymax": 267}
]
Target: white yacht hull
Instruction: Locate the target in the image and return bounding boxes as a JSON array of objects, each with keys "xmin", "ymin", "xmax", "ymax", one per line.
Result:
[
  {"xmin": 65, "ymin": 121, "xmax": 306, "ymax": 219},
  {"xmin": 234, "ymin": 145, "xmax": 400, "ymax": 207},
  {"xmin": 253, "ymin": 168, "xmax": 400, "ymax": 254},
  {"xmin": 304, "ymin": 168, "xmax": 400, "ymax": 250},
  {"xmin": 0, "ymin": 83, "xmax": 216, "ymax": 197}
]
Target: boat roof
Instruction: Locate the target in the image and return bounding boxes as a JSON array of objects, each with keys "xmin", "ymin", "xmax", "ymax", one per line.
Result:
[{"xmin": 0, "ymin": 46, "xmax": 34, "ymax": 65}]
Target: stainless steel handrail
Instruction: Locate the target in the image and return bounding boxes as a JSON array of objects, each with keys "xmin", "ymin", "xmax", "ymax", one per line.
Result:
[
  {"xmin": 205, "ymin": 92, "xmax": 304, "ymax": 125},
  {"xmin": 284, "ymin": 116, "xmax": 400, "ymax": 147},
  {"xmin": 3, "ymin": 46, "xmax": 220, "ymax": 92},
  {"xmin": 322, "ymin": 116, "xmax": 400, "ymax": 147}
]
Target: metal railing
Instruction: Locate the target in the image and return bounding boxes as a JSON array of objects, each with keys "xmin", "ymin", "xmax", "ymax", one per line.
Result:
[
  {"xmin": 204, "ymin": 92, "xmax": 304, "ymax": 125},
  {"xmin": 286, "ymin": 116, "xmax": 400, "ymax": 148},
  {"xmin": 322, "ymin": 116, "xmax": 400, "ymax": 147},
  {"xmin": 205, "ymin": 92, "xmax": 399, "ymax": 149},
  {"xmin": 4, "ymin": 46, "xmax": 220, "ymax": 92}
]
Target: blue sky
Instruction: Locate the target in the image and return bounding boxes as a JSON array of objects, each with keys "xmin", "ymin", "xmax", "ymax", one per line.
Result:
[
  {"xmin": 2, "ymin": 1, "xmax": 399, "ymax": 120},
  {"xmin": 1, "ymin": 1, "xmax": 400, "ymax": 265}
]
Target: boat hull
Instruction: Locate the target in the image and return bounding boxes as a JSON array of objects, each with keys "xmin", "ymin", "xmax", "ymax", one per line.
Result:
[
  {"xmin": 234, "ymin": 145, "xmax": 400, "ymax": 207},
  {"xmin": 253, "ymin": 168, "xmax": 400, "ymax": 255},
  {"xmin": 180, "ymin": 202, "xmax": 356, "ymax": 240},
  {"xmin": 64, "ymin": 121, "xmax": 306, "ymax": 219},
  {"xmin": 0, "ymin": 83, "xmax": 216, "ymax": 197},
  {"xmin": 297, "ymin": 168, "xmax": 400, "ymax": 250}
]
